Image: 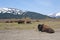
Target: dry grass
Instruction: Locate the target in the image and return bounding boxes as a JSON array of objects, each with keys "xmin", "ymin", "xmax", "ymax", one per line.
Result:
[
  {"xmin": 0, "ymin": 19, "xmax": 60, "ymax": 30},
  {"xmin": 0, "ymin": 23, "xmax": 37, "ymax": 30}
]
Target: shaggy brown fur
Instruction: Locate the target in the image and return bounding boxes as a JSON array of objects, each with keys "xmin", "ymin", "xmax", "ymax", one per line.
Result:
[
  {"xmin": 18, "ymin": 20, "xmax": 25, "ymax": 24},
  {"xmin": 38, "ymin": 24, "xmax": 55, "ymax": 33}
]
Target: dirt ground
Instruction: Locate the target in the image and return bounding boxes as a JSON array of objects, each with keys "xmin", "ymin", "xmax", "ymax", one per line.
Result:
[{"xmin": 0, "ymin": 29, "xmax": 60, "ymax": 40}]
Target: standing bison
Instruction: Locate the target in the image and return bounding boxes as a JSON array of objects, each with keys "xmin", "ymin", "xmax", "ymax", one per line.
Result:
[
  {"xmin": 26, "ymin": 21, "xmax": 31, "ymax": 24},
  {"xmin": 38, "ymin": 24, "xmax": 55, "ymax": 33},
  {"xmin": 18, "ymin": 20, "xmax": 25, "ymax": 24}
]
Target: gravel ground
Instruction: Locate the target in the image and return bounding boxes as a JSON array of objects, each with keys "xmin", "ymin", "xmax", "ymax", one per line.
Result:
[{"xmin": 0, "ymin": 29, "xmax": 60, "ymax": 40}]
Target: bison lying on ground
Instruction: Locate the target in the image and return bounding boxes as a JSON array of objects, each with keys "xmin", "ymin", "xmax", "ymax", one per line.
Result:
[{"xmin": 38, "ymin": 24, "xmax": 55, "ymax": 33}]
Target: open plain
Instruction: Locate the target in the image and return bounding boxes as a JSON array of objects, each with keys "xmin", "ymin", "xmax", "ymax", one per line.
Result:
[{"xmin": 0, "ymin": 19, "xmax": 60, "ymax": 40}]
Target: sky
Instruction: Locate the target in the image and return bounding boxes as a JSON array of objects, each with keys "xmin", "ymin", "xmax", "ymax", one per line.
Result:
[{"xmin": 0, "ymin": 0, "xmax": 60, "ymax": 15}]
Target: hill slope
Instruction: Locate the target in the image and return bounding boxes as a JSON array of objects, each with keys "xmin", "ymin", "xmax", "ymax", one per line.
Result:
[
  {"xmin": 0, "ymin": 8, "xmax": 52, "ymax": 19},
  {"xmin": 22, "ymin": 11, "xmax": 51, "ymax": 19}
]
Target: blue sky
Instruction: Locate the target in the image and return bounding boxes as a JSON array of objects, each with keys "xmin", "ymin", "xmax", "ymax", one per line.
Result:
[{"xmin": 0, "ymin": 0, "xmax": 60, "ymax": 15}]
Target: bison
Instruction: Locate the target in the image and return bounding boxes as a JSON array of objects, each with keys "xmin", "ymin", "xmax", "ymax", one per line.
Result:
[
  {"xmin": 18, "ymin": 20, "xmax": 25, "ymax": 24},
  {"xmin": 26, "ymin": 21, "xmax": 31, "ymax": 24},
  {"xmin": 38, "ymin": 24, "xmax": 55, "ymax": 33}
]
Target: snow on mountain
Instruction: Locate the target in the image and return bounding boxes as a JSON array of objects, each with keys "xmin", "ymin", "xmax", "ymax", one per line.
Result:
[
  {"xmin": 0, "ymin": 8, "xmax": 23, "ymax": 15},
  {"xmin": 48, "ymin": 12, "xmax": 60, "ymax": 18},
  {"xmin": 56, "ymin": 12, "xmax": 60, "ymax": 16},
  {"xmin": 48, "ymin": 13, "xmax": 56, "ymax": 17}
]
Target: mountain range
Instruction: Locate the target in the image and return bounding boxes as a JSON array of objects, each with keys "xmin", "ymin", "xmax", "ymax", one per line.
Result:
[
  {"xmin": 0, "ymin": 8, "xmax": 52, "ymax": 19},
  {"xmin": 48, "ymin": 12, "xmax": 60, "ymax": 18}
]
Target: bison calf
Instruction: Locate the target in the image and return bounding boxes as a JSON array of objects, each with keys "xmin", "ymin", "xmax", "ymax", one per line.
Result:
[{"xmin": 38, "ymin": 24, "xmax": 55, "ymax": 33}]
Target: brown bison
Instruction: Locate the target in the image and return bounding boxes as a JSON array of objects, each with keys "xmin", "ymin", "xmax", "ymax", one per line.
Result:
[
  {"xmin": 5, "ymin": 21, "xmax": 9, "ymax": 23},
  {"xmin": 26, "ymin": 21, "xmax": 31, "ymax": 24},
  {"xmin": 18, "ymin": 20, "xmax": 25, "ymax": 24},
  {"xmin": 38, "ymin": 24, "xmax": 55, "ymax": 33}
]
